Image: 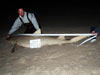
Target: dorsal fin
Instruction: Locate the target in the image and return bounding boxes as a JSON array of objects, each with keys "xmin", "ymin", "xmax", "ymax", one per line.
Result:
[{"xmin": 57, "ymin": 36, "xmax": 66, "ymax": 40}]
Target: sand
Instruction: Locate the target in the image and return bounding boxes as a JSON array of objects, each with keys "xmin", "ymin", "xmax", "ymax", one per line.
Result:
[{"xmin": 0, "ymin": 12, "xmax": 100, "ymax": 75}]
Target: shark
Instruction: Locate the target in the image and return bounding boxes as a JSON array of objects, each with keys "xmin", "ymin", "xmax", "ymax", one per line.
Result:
[{"xmin": 8, "ymin": 34, "xmax": 92, "ymax": 48}]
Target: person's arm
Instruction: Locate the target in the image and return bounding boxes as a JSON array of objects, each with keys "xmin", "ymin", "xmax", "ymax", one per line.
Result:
[
  {"xmin": 91, "ymin": 31, "xmax": 98, "ymax": 36},
  {"xmin": 91, "ymin": 27, "xmax": 100, "ymax": 36},
  {"xmin": 28, "ymin": 13, "xmax": 40, "ymax": 30},
  {"xmin": 6, "ymin": 17, "xmax": 22, "ymax": 39},
  {"xmin": 8, "ymin": 17, "xmax": 22, "ymax": 35}
]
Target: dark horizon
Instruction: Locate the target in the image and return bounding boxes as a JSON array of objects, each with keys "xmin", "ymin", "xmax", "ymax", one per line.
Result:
[
  {"xmin": 1, "ymin": 2, "xmax": 100, "ymax": 31},
  {"xmin": 1, "ymin": 2, "xmax": 100, "ymax": 13}
]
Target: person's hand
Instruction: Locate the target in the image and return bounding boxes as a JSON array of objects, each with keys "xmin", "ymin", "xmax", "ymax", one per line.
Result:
[
  {"xmin": 6, "ymin": 34, "xmax": 11, "ymax": 40},
  {"xmin": 34, "ymin": 29, "xmax": 41, "ymax": 34},
  {"xmin": 94, "ymin": 33, "xmax": 98, "ymax": 36},
  {"xmin": 92, "ymin": 31, "xmax": 98, "ymax": 36}
]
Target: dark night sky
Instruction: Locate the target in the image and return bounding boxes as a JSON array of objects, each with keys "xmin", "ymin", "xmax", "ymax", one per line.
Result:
[
  {"xmin": 1, "ymin": 1, "xmax": 100, "ymax": 27},
  {"xmin": 0, "ymin": 2, "xmax": 100, "ymax": 14},
  {"xmin": 1, "ymin": 2, "xmax": 100, "ymax": 14}
]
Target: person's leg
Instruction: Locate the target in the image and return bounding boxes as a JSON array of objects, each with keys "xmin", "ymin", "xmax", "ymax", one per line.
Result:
[
  {"xmin": 24, "ymin": 28, "xmax": 36, "ymax": 33},
  {"xmin": 24, "ymin": 23, "xmax": 36, "ymax": 33}
]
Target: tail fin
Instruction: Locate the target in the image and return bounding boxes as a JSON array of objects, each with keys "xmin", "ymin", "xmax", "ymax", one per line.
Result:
[{"xmin": 69, "ymin": 36, "xmax": 88, "ymax": 43}]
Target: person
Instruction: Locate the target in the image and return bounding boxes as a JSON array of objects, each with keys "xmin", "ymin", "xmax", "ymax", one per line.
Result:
[
  {"xmin": 90, "ymin": 26, "xmax": 100, "ymax": 36},
  {"xmin": 90, "ymin": 26, "xmax": 100, "ymax": 43},
  {"xmin": 6, "ymin": 8, "xmax": 41, "ymax": 39}
]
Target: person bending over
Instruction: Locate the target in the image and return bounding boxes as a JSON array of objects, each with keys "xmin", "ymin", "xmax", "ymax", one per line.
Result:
[{"xmin": 6, "ymin": 8, "xmax": 41, "ymax": 39}]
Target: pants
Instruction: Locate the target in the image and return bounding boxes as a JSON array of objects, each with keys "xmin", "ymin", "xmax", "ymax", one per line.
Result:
[{"xmin": 24, "ymin": 23, "xmax": 36, "ymax": 33}]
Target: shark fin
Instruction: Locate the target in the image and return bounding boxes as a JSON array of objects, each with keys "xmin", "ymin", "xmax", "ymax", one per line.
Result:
[
  {"xmin": 57, "ymin": 36, "xmax": 66, "ymax": 40},
  {"xmin": 70, "ymin": 36, "xmax": 88, "ymax": 43}
]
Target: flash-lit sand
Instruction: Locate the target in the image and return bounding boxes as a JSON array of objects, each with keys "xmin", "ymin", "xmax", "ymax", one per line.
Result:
[{"xmin": 0, "ymin": 11, "xmax": 100, "ymax": 75}]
